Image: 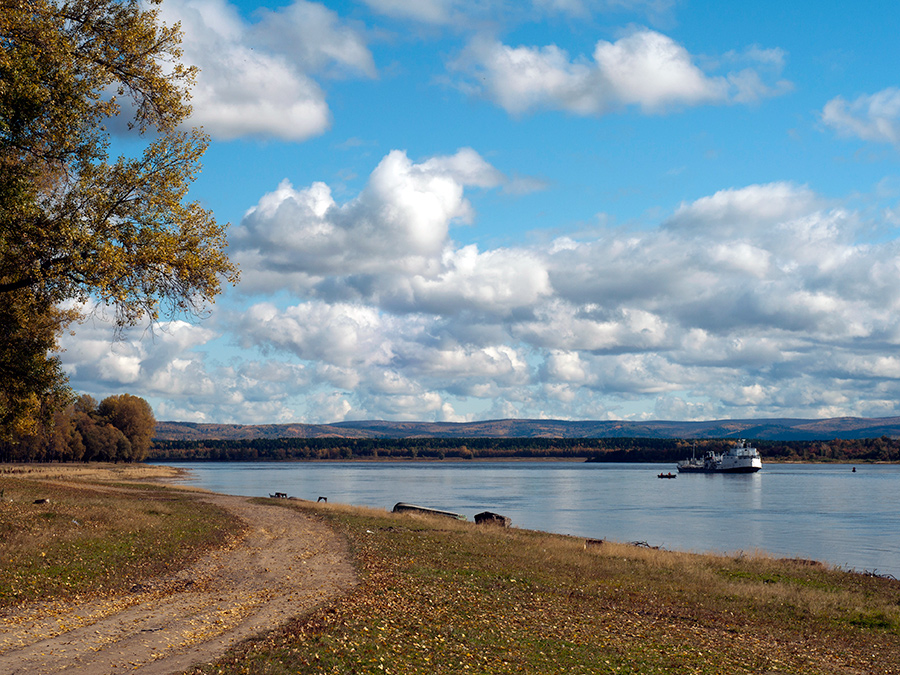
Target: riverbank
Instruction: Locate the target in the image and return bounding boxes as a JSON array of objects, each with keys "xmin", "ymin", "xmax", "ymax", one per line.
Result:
[
  {"xmin": 0, "ymin": 464, "xmax": 356, "ymax": 673},
  {"xmin": 198, "ymin": 499, "xmax": 900, "ymax": 674},
  {"xmin": 0, "ymin": 461, "xmax": 188, "ymax": 481},
  {"xmin": 3, "ymin": 464, "xmax": 900, "ymax": 673}
]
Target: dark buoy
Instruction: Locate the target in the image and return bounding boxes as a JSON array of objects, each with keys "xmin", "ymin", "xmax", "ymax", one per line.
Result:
[{"xmin": 852, "ymin": 466, "xmax": 856, "ymax": 473}]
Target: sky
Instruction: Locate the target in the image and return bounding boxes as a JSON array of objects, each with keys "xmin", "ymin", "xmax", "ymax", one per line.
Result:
[{"xmin": 59, "ymin": 0, "xmax": 900, "ymax": 425}]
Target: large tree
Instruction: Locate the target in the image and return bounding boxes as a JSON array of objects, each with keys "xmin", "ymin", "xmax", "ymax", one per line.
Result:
[
  {"xmin": 0, "ymin": 0, "xmax": 237, "ymax": 437},
  {"xmin": 0, "ymin": 288, "xmax": 75, "ymax": 437}
]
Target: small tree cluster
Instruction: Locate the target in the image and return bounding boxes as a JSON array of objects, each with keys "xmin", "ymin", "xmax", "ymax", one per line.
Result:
[{"xmin": 0, "ymin": 393, "xmax": 155, "ymax": 463}]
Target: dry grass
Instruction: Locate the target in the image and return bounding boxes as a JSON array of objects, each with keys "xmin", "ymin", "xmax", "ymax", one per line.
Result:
[
  {"xmin": 6, "ymin": 466, "xmax": 898, "ymax": 673},
  {"xmin": 0, "ymin": 466, "xmax": 240, "ymax": 607},
  {"xmin": 0, "ymin": 462, "xmax": 185, "ymax": 482},
  {"xmin": 198, "ymin": 500, "xmax": 900, "ymax": 674}
]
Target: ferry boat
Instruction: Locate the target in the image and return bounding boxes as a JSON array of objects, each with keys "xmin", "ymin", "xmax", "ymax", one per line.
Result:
[{"xmin": 676, "ymin": 440, "xmax": 762, "ymax": 474}]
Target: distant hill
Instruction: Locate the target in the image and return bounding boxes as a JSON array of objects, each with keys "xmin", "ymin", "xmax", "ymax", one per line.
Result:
[{"xmin": 153, "ymin": 417, "xmax": 900, "ymax": 442}]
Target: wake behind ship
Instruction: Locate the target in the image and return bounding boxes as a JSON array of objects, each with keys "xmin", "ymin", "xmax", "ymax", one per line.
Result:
[{"xmin": 677, "ymin": 440, "xmax": 762, "ymax": 474}]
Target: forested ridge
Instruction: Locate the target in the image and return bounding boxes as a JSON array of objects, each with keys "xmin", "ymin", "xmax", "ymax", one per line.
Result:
[{"xmin": 149, "ymin": 435, "xmax": 900, "ymax": 463}]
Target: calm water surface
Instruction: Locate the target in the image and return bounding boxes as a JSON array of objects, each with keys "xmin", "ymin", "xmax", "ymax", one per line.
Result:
[{"xmin": 160, "ymin": 461, "xmax": 900, "ymax": 576}]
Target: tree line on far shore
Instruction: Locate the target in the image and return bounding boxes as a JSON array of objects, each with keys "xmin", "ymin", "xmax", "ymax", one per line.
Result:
[
  {"xmin": 149, "ymin": 435, "xmax": 900, "ymax": 463},
  {"xmin": 0, "ymin": 394, "xmax": 155, "ymax": 463}
]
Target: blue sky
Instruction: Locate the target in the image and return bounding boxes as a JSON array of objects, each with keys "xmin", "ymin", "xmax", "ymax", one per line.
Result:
[{"xmin": 60, "ymin": 0, "xmax": 900, "ymax": 424}]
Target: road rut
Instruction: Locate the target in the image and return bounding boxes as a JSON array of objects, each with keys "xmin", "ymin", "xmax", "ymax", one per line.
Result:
[{"xmin": 0, "ymin": 494, "xmax": 356, "ymax": 674}]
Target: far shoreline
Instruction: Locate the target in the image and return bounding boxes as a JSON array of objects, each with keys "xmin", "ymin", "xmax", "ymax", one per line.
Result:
[{"xmin": 148, "ymin": 456, "xmax": 893, "ymax": 464}]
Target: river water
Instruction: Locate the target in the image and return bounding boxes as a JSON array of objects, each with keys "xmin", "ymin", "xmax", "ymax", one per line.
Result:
[{"xmin": 158, "ymin": 460, "xmax": 900, "ymax": 577}]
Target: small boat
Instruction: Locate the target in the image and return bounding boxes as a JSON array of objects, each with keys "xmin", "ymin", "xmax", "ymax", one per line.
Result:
[
  {"xmin": 676, "ymin": 440, "xmax": 762, "ymax": 474},
  {"xmin": 658, "ymin": 472, "xmax": 677, "ymax": 479},
  {"xmin": 392, "ymin": 502, "xmax": 466, "ymax": 520}
]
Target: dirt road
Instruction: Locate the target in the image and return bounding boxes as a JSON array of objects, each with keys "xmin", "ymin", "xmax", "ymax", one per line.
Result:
[{"xmin": 0, "ymin": 494, "xmax": 357, "ymax": 674}]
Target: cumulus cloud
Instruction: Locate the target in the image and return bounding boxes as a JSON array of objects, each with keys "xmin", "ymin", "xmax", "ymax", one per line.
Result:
[
  {"xmin": 60, "ymin": 309, "xmax": 217, "ymax": 391},
  {"xmin": 664, "ymin": 182, "xmax": 824, "ymax": 237},
  {"xmin": 821, "ymin": 88, "xmax": 900, "ymax": 145},
  {"xmin": 251, "ymin": 2, "xmax": 375, "ymax": 78},
  {"xmin": 546, "ymin": 185, "xmax": 875, "ymax": 344},
  {"xmin": 592, "ymin": 30, "xmax": 726, "ymax": 110},
  {"xmin": 235, "ymin": 148, "xmax": 502, "ymax": 267},
  {"xmin": 236, "ymin": 302, "xmax": 395, "ymax": 368},
  {"xmin": 452, "ymin": 29, "xmax": 790, "ymax": 116},
  {"xmin": 229, "ymin": 298, "xmax": 536, "ymax": 419},
  {"xmin": 71, "ymin": 160, "xmax": 900, "ymax": 423},
  {"xmin": 222, "ymin": 146, "xmax": 900, "ymax": 422},
  {"xmin": 233, "ymin": 148, "xmax": 547, "ymax": 315},
  {"xmin": 398, "ymin": 246, "xmax": 552, "ymax": 315},
  {"xmin": 57, "ymin": 304, "xmax": 318, "ymax": 424},
  {"xmin": 159, "ymin": 0, "xmax": 374, "ymax": 140},
  {"xmin": 233, "ymin": 299, "xmax": 531, "ymax": 388},
  {"xmin": 364, "ymin": 0, "xmax": 677, "ymax": 25},
  {"xmin": 361, "ymin": 0, "xmax": 459, "ymax": 24}
]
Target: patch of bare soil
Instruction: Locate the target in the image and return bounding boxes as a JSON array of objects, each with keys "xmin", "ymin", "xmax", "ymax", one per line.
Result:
[{"xmin": 0, "ymin": 494, "xmax": 357, "ymax": 674}]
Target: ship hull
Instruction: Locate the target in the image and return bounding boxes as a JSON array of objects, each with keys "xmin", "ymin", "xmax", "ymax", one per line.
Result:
[{"xmin": 677, "ymin": 465, "xmax": 760, "ymax": 474}]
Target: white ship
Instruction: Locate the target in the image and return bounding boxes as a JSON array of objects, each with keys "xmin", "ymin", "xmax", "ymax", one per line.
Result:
[{"xmin": 676, "ymin": 440, "xmax": 762, "ymax": 474}]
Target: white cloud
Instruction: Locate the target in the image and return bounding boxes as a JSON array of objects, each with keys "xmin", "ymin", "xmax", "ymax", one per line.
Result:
[
  {"xmin": 515, "ymin": 302, "xmax": 670, "ymax": 352},
  {"xmin": 234, "ymin": 148, "xmax": 516, "ymax": 305},
  {"xmin": 251, "ymin": 2, "xmax": 376, "ymax": 78},
  {"xmin": 592, "ymin": 30, "xmax": 726, "ymax": 110},
  {"xmin": 822, "ymin": 88, "xmax": 900, "ymax": 145},
  {"xmin": 364, "ymin": 0, "xmax": 677, "ymax": 25},
  {"xmin": 719, "ymin": 46, "xmax": 793, "ymax": 103},
  {"xmin": 236, "ymin": 148, "xmax": 501, "ymax": 265},
  {"xmin": 413, "ymin": 343, "xmax": 529, "ymax": 383},
  {"xmin": 545, "ymin": 351, "xmax": 591, "ymax": 383},
  {"xmin": 399, "ymin": 245, "xmax": 552, "ymax": 315},
  {"xmin": 223, "ymin": 149, "xmax": 900, "ymax": 420},
  {"xmin": 65, "ymin": 168, "xmax": 900, "ymax": 423},
  {"xmin": 453, "ymin": 29, "xmax": 790, "ymax": 116},
  {"xmin": 57, "ymin": 304, "xmax": 321, "ymax": 424},
  {"xmin": 60, "ymin": 311, "xmax": 218, "ymax": 391},
  {"xmin": 237, "ymin": 302, "xmax": 395, "ymax": 368},
  {"xmin": 455, "ymin": 39, "xmax": 601, "ymax": 116},
  {"xmin": 361, "ymin": 0, "xmax": 456, "ymax": 24},
  {"xmin": 665, "ymin": 182, "xmax": 824, "ymax": 237},
  {"xmin": 159, "ymin": 0, "xmax": 374, "ymax": 140},
  {"xmin": 305, "ymin": 392, "xmax": 354, "ymax": 423}
]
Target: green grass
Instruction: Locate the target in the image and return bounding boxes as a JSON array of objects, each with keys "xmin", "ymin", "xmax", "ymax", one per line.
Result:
[{"xmin": 195, "ymin": 501, "xmax": 900, "ymax": 675}]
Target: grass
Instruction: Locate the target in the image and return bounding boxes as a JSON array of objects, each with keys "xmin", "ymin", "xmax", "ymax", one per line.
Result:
[
  {"xmin": 0, "ymin": 464, "xmax": 242, "ymax": 607},
  {"xmin": 196, "ymin": 500, "xmax": 900, "ymax": 675}
]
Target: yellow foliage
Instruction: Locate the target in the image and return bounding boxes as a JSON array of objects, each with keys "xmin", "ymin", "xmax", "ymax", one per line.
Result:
[{"xmin": 0, "ymin": 0, "xmax": 238, "ymax": 435}]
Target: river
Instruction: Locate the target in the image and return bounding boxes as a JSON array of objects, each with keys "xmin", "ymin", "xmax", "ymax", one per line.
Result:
[{"xmin": 158, "ymin": 460, "xmax": 900, "ymax": 577}]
